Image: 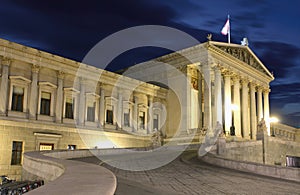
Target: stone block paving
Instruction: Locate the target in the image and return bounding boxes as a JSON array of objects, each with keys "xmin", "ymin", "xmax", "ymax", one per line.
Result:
[{"xmin": 74, "ymin": 153, "xmax": 300, "ymax": 195}]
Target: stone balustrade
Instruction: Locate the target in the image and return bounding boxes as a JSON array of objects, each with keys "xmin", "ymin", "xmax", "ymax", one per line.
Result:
[{"xmin": 271, "ymin": 123, "xmax": 297, "ymax": 141}]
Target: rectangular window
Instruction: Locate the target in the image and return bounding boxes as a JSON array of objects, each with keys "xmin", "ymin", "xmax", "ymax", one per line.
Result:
[
  {"xmin": 11, "ymin": 86, "xmax": 24, "ymax": 112},
  {"xmin": 39, "ymin": 143, "xmax": 54, "ymax": 151},
  {"xmin": 65, "ymin": 97, "xmax": 74, "ymax": 119},
  {"xmin": 40, "ymin": 92, "xmax": 51, "ymax": 115},
  {"xmin": 68, "ymin": 145, "xmax": 76, "ymax": 150},
  {"xmin": 87, "ymin": 102, "xmax": 96, "ymax": 122},
  {"xmin": 139, "ymin": 111, "xmax": 145, "ymax": 129},
  {"xmin": 124, "ymin": 112, "xmax": 130, "ymax": 127},
  {"xmin": 11, "ymin": 141, "xmax": 23, "ymax": 165},
  {"xmin": 153, "ymin": 114, "xmax": 159, "ymax": 130},
  {"xmin": 106, "ymin": 110, "xmax": 113, "ymax": 124}
]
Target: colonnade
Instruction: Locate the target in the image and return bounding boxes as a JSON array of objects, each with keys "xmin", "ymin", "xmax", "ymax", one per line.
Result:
[{"xmin": 198, "ymin": 65, "xmax": 271, "ymax": 139}]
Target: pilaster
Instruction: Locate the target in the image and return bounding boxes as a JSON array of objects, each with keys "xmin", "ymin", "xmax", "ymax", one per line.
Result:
[
  {"xmin": 99, "ymin": 86, "xmax": 105, "ymax": 127},
  {"xmin": 55, "ymin": 71, "xmax": 64, "ymax": 123},
  {"xmin": 132, "ymin": 95, "xmax": 138, "ymax": 132},
  {"xmin": 117, "ymin": 88, "xmax": 123, "ymax": 130},
  {"xmin": 29, "ymin": 64, "xmax": 39, "ymax": 119},
  {"xmin": 147, "ymin": 95, "xmax": 154, "ymax": 134},
  {"xmin": 0, "ymin": 58, "xmax": 11, "ymax": 115},
  {"xmin": 78, "ymin": 78, "xmax": 86, "ymax": 126}
]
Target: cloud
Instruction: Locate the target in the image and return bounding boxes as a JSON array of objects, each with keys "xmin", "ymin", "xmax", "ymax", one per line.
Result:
[{"xmin": 252, "ymin": 41, "xmax": 300, "ymax": 80}]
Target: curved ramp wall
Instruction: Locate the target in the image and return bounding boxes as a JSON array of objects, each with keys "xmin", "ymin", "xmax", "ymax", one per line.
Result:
[{"xmin": 23, "ymin": 150, "xmax": 117, "ymax": 195}]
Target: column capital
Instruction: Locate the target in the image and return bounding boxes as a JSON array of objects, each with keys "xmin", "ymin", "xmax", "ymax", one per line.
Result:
[
  {"xmin": 222, "ymin": 69, "xmax": 233, "ymax": 77},
  {"xmin": 2, "ymin": 58, "xmax": 11, "ymax": 66},
  {"xmin": 257, "ymin": 86, "xmax": 263, "ymax": 92},
  {"xmin": 32, "ymin": 64, "xmax": 40, "ymax": 73},
  {"xmin": 263, "ymin": 88, "xmax": 270, "ymax": 93},
  {"xmin": 241, "ymin": 78, "xmax": 249, "ymax": 86},
  {"xmin": 147, "ymin": 95, "xmax": 154, "ymax": 101},
  {"xmin": 249, "ymin": 82, "xmax": 257, "ymax": 89},
  {"xmin": 57, "ymin": 70, "xmax": 65, "ymax": 79},
  {"xmin": 232, "ymin": 75, "xmax": 240, "ymax": 83}
]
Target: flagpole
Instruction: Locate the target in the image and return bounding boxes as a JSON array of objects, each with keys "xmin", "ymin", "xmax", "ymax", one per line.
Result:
[{"xmin": 228, "ymin": 15, "xmax": 231, "ymax": 44}]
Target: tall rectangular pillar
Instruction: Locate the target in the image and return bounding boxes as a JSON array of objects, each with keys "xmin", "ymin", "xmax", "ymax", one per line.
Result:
[
  {"xmin": 55, "ymin": 71, "xmax": 64, "ymax": 123},
  {"xmin": 0, "ymin": 58, "xmax": 10, "ymax": 115},
  {"xmin": 29, "ymin": 65, "xmax": 39, "ymax": 119}
]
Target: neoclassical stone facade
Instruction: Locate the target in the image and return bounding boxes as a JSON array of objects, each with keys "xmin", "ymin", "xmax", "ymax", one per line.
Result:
[
  {"xmin": 126, "ymin": 41, "xmax": 274, "ymax": 139},
  {"xmin": 1, "ymin": 37, "xmax": 298, "ymax": 179},
  {"xmin": 0, "ymin": 38, "xmax": 167, "ymax": 179}
]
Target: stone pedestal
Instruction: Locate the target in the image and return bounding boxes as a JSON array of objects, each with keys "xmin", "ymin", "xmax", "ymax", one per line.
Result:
[{"xmin": 217, "ymin": 137, "xmax": 226, "ymax": 155}]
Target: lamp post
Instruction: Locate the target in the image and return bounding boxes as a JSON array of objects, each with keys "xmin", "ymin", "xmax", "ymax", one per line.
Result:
[{"xmin": 269, "ymin": 117, "xmax": 279, "ymax": 137}]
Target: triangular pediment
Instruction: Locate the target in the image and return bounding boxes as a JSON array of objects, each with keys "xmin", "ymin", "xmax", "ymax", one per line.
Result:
[{"xmin": 210, "ymin": 42, "xmax": 273, "ymax": 79}]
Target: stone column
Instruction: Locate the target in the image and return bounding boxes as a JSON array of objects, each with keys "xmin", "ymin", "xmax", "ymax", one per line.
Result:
[
  {"xmin": 233, "ymin": 76, "xmax": 241, "ymax": 137},
  {"xmin": 224, "ymin": 72, "xmax": 231, "ymax": 135},
  {"xmin": 250, "ymin": 83, "xmax": 257, "ymax": 139},
  {"xmin": 117, "ymin": 89, "xmax": 123, "ymax": 130},
  {"xmin": 263, "ymin": 88, "xmax": 270, "ymax": 135},
  {"xmin": 132, "ymin": 95, "xmax": 138, "ymax": 132},
  {"xmin": 198, "ymin": 72, "xmax": 203, "ymax": 129},
  {"xmin": 99, "ymin": 87, "xmax": 105, "ymax": 127},
  {"xmin": 203, "ymin": 65, "xmax": 212, "ymax": 129},
  {"xmin": 78, "ymin": 79, "xmax": 86, "ymax": 126},
  {"xmin": 29, "ymin": 64, "xmax": 39, "ymax": 119},
  {"xmin": 214, "ymin": 67, "xmax": 222, "ymax": 127},
  {"xmin": 55, "ymin": 71, "xmax": 64, "ymax": 123},
  {"xmin": 0, "ymin": 58, "xmax": 10, "ymax": 115},
  {"xmin": 257, "ymin": 87, "xmax": 263, "ymax": 121},
  {"xmin": 147, "ymin": 95, "xmax": 153, "ymax": 134},
  {"xmin": 242, "ymin": 79, "xmax": 250, "ymax": 139}
]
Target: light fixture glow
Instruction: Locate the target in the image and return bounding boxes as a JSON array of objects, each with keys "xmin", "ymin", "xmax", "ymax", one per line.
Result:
[{"xmin": 269, "ymin": 117, "xmax": 279, "ymax": 123}]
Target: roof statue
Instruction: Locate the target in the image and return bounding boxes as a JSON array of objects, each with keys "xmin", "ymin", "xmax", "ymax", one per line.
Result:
[
  {"xmin": 207, "ymin": 33, "xmax": 212, "ymax": 41},
  {"xmin": 241, "ymin": 37, "xmax": 249, "ymax": 46}
]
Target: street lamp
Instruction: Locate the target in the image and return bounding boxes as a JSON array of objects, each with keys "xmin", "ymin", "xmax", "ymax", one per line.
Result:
[{"xmin": 269, "ymin": 117, "xmax": 279, "ymax": 136}]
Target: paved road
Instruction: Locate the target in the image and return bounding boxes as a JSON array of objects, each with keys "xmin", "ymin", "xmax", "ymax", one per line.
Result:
[{"xmin": 74, "ymin": 151, "xmax": 300, "ymax": 195}]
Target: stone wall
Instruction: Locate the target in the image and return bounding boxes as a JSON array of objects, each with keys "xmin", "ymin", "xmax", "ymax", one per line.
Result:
[
  {"xmin": 219, "ymin": 140, "xmax": 263, "ymax": 163},
  {"xmin": 215, "ymin": 135, "xmax": 300, "ymax": 166},
  {"xmin": 0, "ymin": 119, "xmax": 152, "ymax": 180},
  {"xmin": 265, "ymin": 136, "xmax": 300, "ymax": 166}
]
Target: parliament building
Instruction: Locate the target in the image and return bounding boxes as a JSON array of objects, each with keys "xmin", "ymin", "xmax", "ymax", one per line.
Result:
[{"xmin": 0, "ymin": 37, "xmax": 296, "ymax": 179}]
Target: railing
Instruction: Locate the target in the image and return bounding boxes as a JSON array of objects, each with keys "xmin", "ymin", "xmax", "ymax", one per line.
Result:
[{"xmin": 270, "ymin": 123, "xmax": 297, "ymax": 141}]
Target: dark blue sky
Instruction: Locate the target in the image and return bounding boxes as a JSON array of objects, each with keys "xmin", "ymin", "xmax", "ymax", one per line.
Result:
[{"xmin": 1, "ymin": 0, "xmax": 300, "ymax": 127}]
